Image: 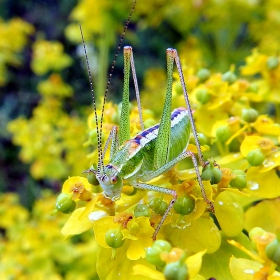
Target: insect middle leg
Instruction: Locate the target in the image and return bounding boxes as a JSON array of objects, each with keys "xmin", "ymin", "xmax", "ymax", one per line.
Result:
[{"xmin": 132, "ymin": 149, "xmax": 214, "ymax": 240}]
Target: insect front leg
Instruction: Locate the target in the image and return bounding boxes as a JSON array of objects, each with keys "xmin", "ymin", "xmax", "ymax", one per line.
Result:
[{"xmin": 132, "ymin": 181, "xmax": 177, "ymax": 241}]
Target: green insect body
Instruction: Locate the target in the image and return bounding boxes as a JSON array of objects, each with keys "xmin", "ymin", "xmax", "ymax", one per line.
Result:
[
  {"xmin": 81, "ymin": 1, "xmax": 214, "ymax": 240},
  {"xmin": 99, "ymin": 107, "xmax": 191, "ymax": 201}
]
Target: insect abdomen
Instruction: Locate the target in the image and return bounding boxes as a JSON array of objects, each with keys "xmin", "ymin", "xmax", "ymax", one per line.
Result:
[{"xmin": 117, "ymin": 108, "xmax": 191, "ymax": 178}]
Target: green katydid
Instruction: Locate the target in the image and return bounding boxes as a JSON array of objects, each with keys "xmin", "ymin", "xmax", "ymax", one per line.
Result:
[{"xmin": 82, "ymin": 0, "xmax": 214, "ymax": 240}]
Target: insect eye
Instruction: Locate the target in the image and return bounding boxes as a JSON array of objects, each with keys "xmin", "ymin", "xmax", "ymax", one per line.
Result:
[{"xmin": 111, "ymin": 176, "xmax": 118, "ymax": 184}]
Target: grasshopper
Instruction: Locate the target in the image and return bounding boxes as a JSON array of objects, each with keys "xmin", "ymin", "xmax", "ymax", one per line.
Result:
[{"xmin": 82, "ymin": 0, "xmax": 214, "ymax": 240}]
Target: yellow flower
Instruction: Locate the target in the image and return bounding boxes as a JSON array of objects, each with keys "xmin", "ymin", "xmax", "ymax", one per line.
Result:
[
  {"xmin": 37, "ymin": 74, "xmax": 73, "ymax": 97},
  {"xmin": 31, "ymin": 40, "xmax": 72, "ymax": 75},
  {"xmin": 240, "ymin": 49, "xmax": 267, "ymax": 76},
  {"xmin": 253, "ymin": 115, "xmax": 280, "ymax": 135},
  {"xmin": 122, "ymin": 216, "xmax": 154, "ymax": 260},
  {"xmin": 240, "ymin": 135, "xmax": 277, "ymax": 157}
]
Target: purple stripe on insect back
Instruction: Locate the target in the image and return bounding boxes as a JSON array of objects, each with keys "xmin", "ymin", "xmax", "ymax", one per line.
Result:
[{"xmin": 132, "ymin": 107, "xmax": 188, "ymax": 148}]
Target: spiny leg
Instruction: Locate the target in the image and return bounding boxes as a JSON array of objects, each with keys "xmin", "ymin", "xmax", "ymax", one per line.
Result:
[
  {"xmin": 185, "ymin": 150, "xmax": 214, "ymax": 213},
  {"xmin": 133, "ymin": 150, "xmax": 213, "ymax": 239},
  {"xmin": 141, "ymin": 149, "xmax": 214, "ymax": 212},
  {"xmin": 132, "ymin": 182, "xmax": 177, "ymax": 241},
  {"xmin": 127, "ymin": 47, "xmax": 144, "ymax": 131},
  {"xmin": 119, "ymin": 47, "xmax": 131, "ymax": 145},
  {"xmin": 171, "ymin": 48, "xmax": 205, "ymax": 167},
  {"xmin": 154, "ymin": 49, "xmax": 175, "ymax": 169}
]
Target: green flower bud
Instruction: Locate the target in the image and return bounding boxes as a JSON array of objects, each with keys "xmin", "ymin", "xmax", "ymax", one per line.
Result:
[
  {"xmin": 61, "ymin": 200, "xmax": 76, "ymax": 214},
  {"xmin": 134, "ymin": 204, "xmax": 149, "ymax": 217},
  {"xmin": 164, "ymin": 260, "xmax": 189, "ymax": 280},
  {"xmin": 153, "ymin": 240, "xmax": 172, "ymax": 253},
  {"xmin": 56, "ymin": 193, "xmax": 74, "ymax": 212},
  {"xmin": 197, "ymin": 68, "xmax": 211, "ymax": 82},
  {"xmin": 201, "ymin": 162, "xmax": 222, "ymax": 184},
  {"xmin": 247, "ymin": 149, "xmax": 265, "ymax": 166},
  {"xmin": 105, "ymin": 229, "xmax": 125, "ymax": 249},
  {"xmin": 146, "ymin": 247, "xmax": 165, "ymax": 267},
  {"xmin": 230, "ymin": 170, "xmax": 247, "ymax": 189},
  {"xmin": 267, "ymin": 56, "xmax": 279, "ymax": 70},
  {"xmin": 222, "ymin": 71, "xmax": 237, "ymax": 84},
  {"xmin": 189, "ymin": 133, "xmax": 208, "ymax": 146},
  {"xmin": 174, "ymin": 196, "xmax": 195, "ymax": 216},
  {"xmin": 196, "ymin": 89, "xmax": 211, "ymax": 104},
  {"xmin": 87, "ymin": 171, "xmax": 99, "ymax": 186},
  {"xmin": 241, "ymin": 108, "xmax": 259, "ymax": 123},
  {"xmin": 266, "ymin": 238, "xmax": 280, "ymax": 265},
  {"xmin": 216, "ymin": 125, "xmax": 231, "ymax": 143},
  {"xmin": 149, "ymin": 198, "xmax": 168, "ymax": 216}
]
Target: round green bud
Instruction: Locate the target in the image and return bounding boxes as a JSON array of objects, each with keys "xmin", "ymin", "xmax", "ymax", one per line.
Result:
[
  {"xmin": 230, "ymin": 170, "xmax": 247, "ymax": 189},
  {"xmin": 211, "ymin": 168, "xmax": 223, "ymax": 184},
  {"xmin": 87, "ymin": 172, "xmax": 99, "ymax": 186},
  {"xmin": 216, "ymin": 125, "xmax": 231, "ymax": 143},
  {"xmin": 249, "ymin": 227, "xmax": 266, "ymax": 241},
  {"xmin": 149, "ymin": 198, "xmax": 168, "ymax": 216},
  {"xmin": 61, "ymin": 200, "xmax": 76, "ymax": 214},
  {"xmin": 153, "ymin": 240, "xmax": 172, "ymax": 253},
  {"xmin": 247, "ymin": 149, "xmax": 265, "ymax": 166},
  {"xmin": 164, "ymin": 261, "xmax": 189, "ymax": 280},
  {"xmin": 201, "ymin": 163, "xmax": 222, "ymax": 184},
  {"xmin": 146, "ymin": 246, "xmax": 165, "ymax": 267},
  {"xmin": 197, "ymin": 68, "xmax": 211, "ymax": 82},
  {"xmin": 174, "ymin": 196, "xmax": 195, "ymax": 216},
  {"xmin": 241, "ymin": 108, "xmax": 259, "ymax": 123},
  {"xmin": 56, "ymin": 193, "xmax": 73, "ymax": 212},
  {"xmin": 222, "ymin": 71, "xmax": 237, "ymax": 84},
  {"xmin": 267, "ymin": 56, "xmax": 279, "ymax": 70},
  {"xmin": 189, "ymin": 133, "xmax": 208, "ymax": 146},
  {"xmin": 196, "ymin": 89, "xmax": 211, "ymax": 104},
  {"xmin": 105, "ymin": 229, "xmax": 125, "ymax": 249},
  {"xmin": 134, "ymin": 204, "xmax": 149, "ymax": 217},
  {"xmin": 247, "ymin": 83, "xmax": 258, "ymax": 93},
  {"xmin": 266, "ymin": 239, "xmax": 280, "ymax": 265}
]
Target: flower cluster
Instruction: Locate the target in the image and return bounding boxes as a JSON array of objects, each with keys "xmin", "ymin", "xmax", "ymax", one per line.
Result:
[
  {"xmin": 0, "ymin": 17, "xmax": 34, "ymax": 86},
  {"xmin": 0, "ymin": 192, "xmax": 100, "ymax": 279}
]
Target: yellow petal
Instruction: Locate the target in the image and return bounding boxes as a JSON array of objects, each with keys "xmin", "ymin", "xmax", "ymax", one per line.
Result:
[
  {"xmin": 186, "ymin": 250, "xmax": 207, "ymax": 279},
  {"xmin": 61, "ymin": 207, "xmax": 94, "ymax": 238},
  {"xmin": 78, "ymin": 194, "xmax": 99, "ymax": 220},
  {"xmin": 245, "ymin": 168, "xmax": 280, "ymax": 198},
  {"xmin": 229, "ymin": 256, "xmax": 263, "ymax": 280},
  {"xmin": 133, "ymin": 264, "xmax": 164, "ymax": 280},
  {"xmin": 127, "ymin": 239, "xmax": 146, "ymax": 260},
  {"xmin": 215, "ymin": 191, "xmax": 244, "ymax": 237},
  {"xmin": 93, "ymin": 216, "xmax": 116, "ymax": 248}
]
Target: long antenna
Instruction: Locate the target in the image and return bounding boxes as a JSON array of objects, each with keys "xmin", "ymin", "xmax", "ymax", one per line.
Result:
[
  {"xmin": 79, "ymin": 25, "xmax": 104, "ymax": 176},
  {"xmin": 80, "ymin": 0, "xmax": 137, "ymax": 174},
  {"xmin": 99, "ymin": 0, "xmax": 137, "ymax": 161}
]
